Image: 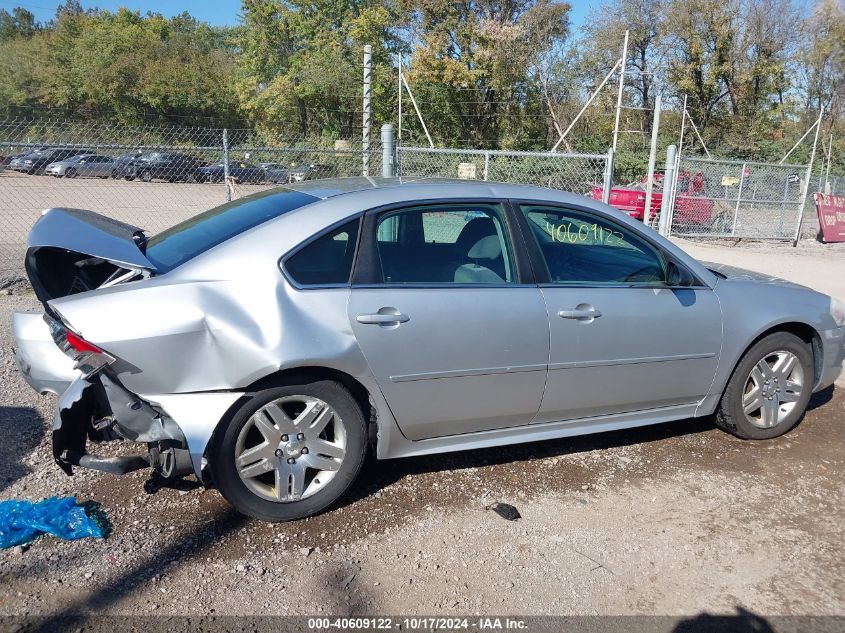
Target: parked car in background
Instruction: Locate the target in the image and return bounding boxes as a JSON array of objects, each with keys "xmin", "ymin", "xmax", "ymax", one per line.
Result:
[
  {"xmin": 122, "ymin": 151, "xmax": 205, "ymax": 182},
  {"xmin": 11, "ymin": 147, "xmax": 94, "ymax": 175},
  {"xmin": 5, "ymin": 148, "xmax": 47, "ymax": 171},
  {"xmin": 12, "ymin": 178, "xmax": 845, "ymax": 522},
  {"xmin": 289, "ymin": 162, "xmax": 336, "ymax": 182},
  {"xmin": 195, "ymin": 160, "xmax": 265, "ymax": 184},
  {"xmin": 45, "ymin": 154, "xmax": 118, "ymax": 179},
  {"xmin": 258, "ymin": 162, "xmax": 291, "ymax": 184},
  {"xmin": 110, "ymin": 151, "xmax": 144, "ymax": 178},
  {"xmin": 7, "ymin": 150, "xmax": 43, "ymax": 172},
  {"xmin": 590, "ymin": 171, "xmax": 718, "ymax": 230}
]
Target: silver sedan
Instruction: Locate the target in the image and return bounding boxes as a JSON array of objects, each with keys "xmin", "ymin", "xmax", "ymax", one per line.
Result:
[
  {"xmin": 13, "ymin": 179, "xmax": 845, "ymax": 521},
  {"xmin": 45, "ymin": 153, "xmax": 118, "ymax": 178}
]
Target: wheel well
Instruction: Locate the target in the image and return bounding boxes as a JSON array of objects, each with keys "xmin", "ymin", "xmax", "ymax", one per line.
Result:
[
  {"xmin": 203, "ymin": 367, "xmax": 377, "ymax": 476},
  {"xmin": 245, "ymin": 367, "xmax": 373, "ymax": 421},
  {"xmin": 735, "ymin": 322, "xmax": 822, "ymax": 387}
]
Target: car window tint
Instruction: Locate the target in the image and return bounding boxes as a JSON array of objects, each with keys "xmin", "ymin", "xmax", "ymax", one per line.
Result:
[
  {"xmin": 520, "ymin": 205, "xmax": 667, "ymax": 285},
  {"xmin": 375, "ymin": 203, "xmax": 515, "ymax": 284},
  {"xmin": 145, "ymin": 188, "xmax": 318, "ymax": 273},
  {"xmin": 285, "ymin": 219, "xmax": 360, "ymax": 286}
]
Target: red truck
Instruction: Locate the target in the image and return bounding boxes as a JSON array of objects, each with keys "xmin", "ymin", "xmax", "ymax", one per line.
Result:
[{"xmin": 590, "ymin": 171, "xmax": 717, "ymax": 228}]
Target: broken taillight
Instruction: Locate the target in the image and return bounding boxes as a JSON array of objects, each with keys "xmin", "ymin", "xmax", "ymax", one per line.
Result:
[
  {"xmin": 66, "ymin": 331, "xmax": 103, "ymax": 355},
  {"xmin": 45, "ymin": 314, "xmax": 115, "ymax": 377}
]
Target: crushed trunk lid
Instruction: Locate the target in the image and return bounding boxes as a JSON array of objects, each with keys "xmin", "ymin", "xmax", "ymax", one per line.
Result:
[{"xmin": 26, "ymin": 207, "xmax": 156, "ymax": 305}]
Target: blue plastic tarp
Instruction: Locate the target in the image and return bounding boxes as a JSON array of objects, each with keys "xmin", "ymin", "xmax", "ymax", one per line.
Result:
[{"xmin": 0, "ymin": 496, "xmax": 105, "ymax": 548}]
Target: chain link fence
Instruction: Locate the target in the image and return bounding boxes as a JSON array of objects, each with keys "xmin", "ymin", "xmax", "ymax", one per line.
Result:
[
  {"xmin": 0, "ymin": 118, "xmax": 381, "ymax": 282},
  {"xmin": 396, "ymin": 146, "xmax": 610, "ymax": 195},
  {"xmin": 667, "ymin": 156, "xmax": 811, "ymax": 240}
]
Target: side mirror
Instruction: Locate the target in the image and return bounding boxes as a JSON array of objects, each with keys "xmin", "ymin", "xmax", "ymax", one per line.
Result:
[{"xmin": 667, "ymin": 261, "xmax": 695, "ymax": 287}]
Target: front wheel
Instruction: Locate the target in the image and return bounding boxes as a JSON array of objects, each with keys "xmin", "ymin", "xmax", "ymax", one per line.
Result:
[
  {"xmin": 210, "ymin": 379, "xmax": 367, "ymax": 522},
  {"xmin": 138, "ymin": 169, "xmax": 152, "ymax": 182},
  {"xmin": 716, "ymin": 332, "xmax": 814, "ymax": 440}
]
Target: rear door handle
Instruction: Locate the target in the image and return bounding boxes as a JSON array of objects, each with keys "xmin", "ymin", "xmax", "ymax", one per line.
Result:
[
  {"xmin": 356, "ymin": 313, "xmax": 410, "ymax": 325},
  {"xmin": 558, "ymin": 306, "xmax": 602, "ymax": 321}
]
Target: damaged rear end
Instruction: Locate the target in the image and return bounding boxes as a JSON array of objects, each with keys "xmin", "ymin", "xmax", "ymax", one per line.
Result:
[{"xmin": 16, "ymin": 208, "xmax": 194, "ymax": 480}]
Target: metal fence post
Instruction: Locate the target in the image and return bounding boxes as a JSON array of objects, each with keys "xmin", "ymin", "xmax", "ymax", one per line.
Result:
[
  {"xmin": 381, "ymin": 124, "xmax": 395, "ymax": 178},
  {"xmin": 602, "ymin": 148, "xmax": 614, "ymax": 204},
  {"xmin": 483, "ymin": 152, "xmax": 490, "ymax": 181},
  {"xmin": 222, "ymin": 128, "xmax": 230, "ymax": 203},
  {"xmin": 730, "ymin": 163, "xmax": 746, "ymax": 236},
  {"xmin": 658, "ymin": 144, "xmax": 676, "ymax": 237},
  {"xmin": 362, "ymin": 45, "xmax": 372, "ymax": 177}
]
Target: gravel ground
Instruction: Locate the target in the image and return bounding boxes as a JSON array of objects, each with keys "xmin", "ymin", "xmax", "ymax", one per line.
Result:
[
  {"xmin": 0, "ymin": 285, "xmax": 843, "ymax": 619},
  {"xmin": 673, "ymin": 237, "xmax": 845, "ymax": 301}
]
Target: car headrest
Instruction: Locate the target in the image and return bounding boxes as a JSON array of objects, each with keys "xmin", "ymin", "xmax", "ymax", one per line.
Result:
[{"xmin": 467, "ymin": 235, "xmax": 502, "ymax": 260}]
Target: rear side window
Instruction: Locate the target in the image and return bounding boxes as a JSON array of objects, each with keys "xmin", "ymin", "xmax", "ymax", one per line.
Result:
[
  {"xmin": 375, "ymin": 203, "xmax": 515, "ymax": 284},
  {"xmin": 145, "ymin": 188, "xmax": 318, "ymax": 273},
  {"xmin": 284, "ymin": 219, "xmax": 360, "ymax": 286}
]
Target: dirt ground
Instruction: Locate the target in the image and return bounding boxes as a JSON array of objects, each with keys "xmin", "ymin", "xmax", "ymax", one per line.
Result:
[
  {"xmin": 0, "ymin": 239, "xmax": 843, "ymax": 623},
  {"xmin": 672, "ymin": 237, "xmax": 845, "ymax": 301}
]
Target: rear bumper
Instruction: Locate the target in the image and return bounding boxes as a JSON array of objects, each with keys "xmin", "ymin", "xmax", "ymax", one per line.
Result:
[
  {"xmin": 816, "ymin": 326, "xmax": 845, "ymax": 391},
  {"xmin": 53, "ymin": 372, "xmax": 191, "ymax": 476}
]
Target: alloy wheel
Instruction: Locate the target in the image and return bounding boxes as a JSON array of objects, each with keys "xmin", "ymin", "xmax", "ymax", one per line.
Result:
[
  {"xmin": 742, "ymin": 350, "xmax": 804, "ymax": 429},
  {"xmin": 234, "ymin": 396, "xmax": 347, "ymax": 503}
]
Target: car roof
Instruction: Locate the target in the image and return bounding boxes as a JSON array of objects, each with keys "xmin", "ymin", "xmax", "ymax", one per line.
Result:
[{"xmin": 282, "ymin": 176, "xmax": 591, "ymax": 205}]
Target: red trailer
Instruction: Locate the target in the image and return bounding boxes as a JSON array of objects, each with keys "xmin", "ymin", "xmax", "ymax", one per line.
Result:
[{"xmin": 590, "ymin": 171, "xmax": 717, "ymax": 228}]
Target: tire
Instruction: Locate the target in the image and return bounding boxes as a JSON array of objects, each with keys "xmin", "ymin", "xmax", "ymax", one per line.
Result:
[
  {"xmin": 210, "ymin": 379, "xmax": 367, "ymax": 522},
  {"xmin": 716, "ymin": 332, "xmax": 814, "ymax": 440},
  {"xmin": 65, "ymin": 168, "xmax": 77, "ymax": 178},
  {"xmin": 111, "ymin": 169, "xmax": 119, "ymax": 179},
  {"xmin": 139, "ymin": 169, "xmax": 152, "ymax": 182}
]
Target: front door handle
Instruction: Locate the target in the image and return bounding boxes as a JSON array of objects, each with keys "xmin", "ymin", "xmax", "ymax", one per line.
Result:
[
  {"xmin": 356, "ymin": 312, "xmax": 410, "ymax": 325},
  {"xmin": 558, "ymin": 305, "xmax": 602, "ymax": 321}
]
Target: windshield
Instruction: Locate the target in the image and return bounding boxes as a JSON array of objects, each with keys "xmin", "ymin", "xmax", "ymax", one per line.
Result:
[{"xmin": 144, "ymin": 188, "xmax": 318, "ymax": 273}]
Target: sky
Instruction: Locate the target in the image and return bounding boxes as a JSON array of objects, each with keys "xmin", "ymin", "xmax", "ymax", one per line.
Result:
[{"xmin": 0, "ymin": 0, "xmax": 594, "ymax": 30}]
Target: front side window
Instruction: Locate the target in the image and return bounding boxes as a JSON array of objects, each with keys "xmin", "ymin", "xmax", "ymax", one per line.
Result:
[
  {"xmin": 375, "ymin": 203, "xmax": 515, "ymax": 284},
  {"xmin": 285, "ymin": 219, "xmax": 360, "ymax": 286},
  {"xmin": 520, "ymin": 204, "xmax": 667, "ymax": 285}
]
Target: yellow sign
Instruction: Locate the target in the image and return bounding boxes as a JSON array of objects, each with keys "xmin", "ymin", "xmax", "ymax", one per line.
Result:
[{"xmin": 721, "ymin": 175, "xmax": 740, "ymax": 187}]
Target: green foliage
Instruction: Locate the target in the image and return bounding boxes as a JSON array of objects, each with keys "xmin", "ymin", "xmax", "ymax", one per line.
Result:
[
  {"xmin": 0, "ymin": 0, "xmax": 841, "ymax": 176},
  {"xmin": 0, "ymin": 6, "xmax": 240, "ymax": 125}
]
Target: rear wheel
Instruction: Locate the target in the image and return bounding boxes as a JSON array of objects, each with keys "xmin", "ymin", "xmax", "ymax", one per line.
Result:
[
  {"xmin": 65, "ymin": 167, "xmax": 77, "ymax": 178},
  {"xmin": 716, "ymin": 332, "xmax": 813, "ymax": 439},
  {"xmin": 138, "ymin": 169, "xmax": 152, "ymax": 182},
  {"xmin": 210, "ymin": 379, "xmax": 367, "ymax": 522}
]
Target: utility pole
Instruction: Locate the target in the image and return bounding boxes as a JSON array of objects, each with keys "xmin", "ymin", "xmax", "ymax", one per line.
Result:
[
  {"xmin": 611, "ymin": 30, "xmax": 629, "ymax": 153},
  {"xmin": 643, "ymin": 94, "xmax": 662, "ymax": 228},
  {"xmin": 362, "ymin": 44, "xmax": 372, "ymax": 177}
]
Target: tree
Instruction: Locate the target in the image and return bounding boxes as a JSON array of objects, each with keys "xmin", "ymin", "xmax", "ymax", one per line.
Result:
[
  {"xmin": 401, "ymin": 0, "xmax": 570, "ymax": 147},
  {"xmin": 237, "ymin": 0, "xmax": 400, "ymax": 139},
  {"xmin": 798, "ymin": 0, "xmax": 844, "ymax": 120},
  {"xmin": 0, "ymin": 7, "xmax": 37, "ymax": 41}
]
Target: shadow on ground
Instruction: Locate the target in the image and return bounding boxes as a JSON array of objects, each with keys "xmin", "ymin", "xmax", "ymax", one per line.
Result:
[{"xmin": 0, "ymin": 406, "xmax": 45, "ymax": 493}]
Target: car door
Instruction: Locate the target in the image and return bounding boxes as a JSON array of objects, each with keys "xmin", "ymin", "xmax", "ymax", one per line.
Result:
[
  {"xmin": 90, "ymin": 156, "xmax": 110, "ymax": 176},
  {"xmin": 516, "ymin": 202, "xmax": 722, "ymax": 424},
  {"xmin": 347, "ymin": 201, "xmax": 549, "ymax": 440}
]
